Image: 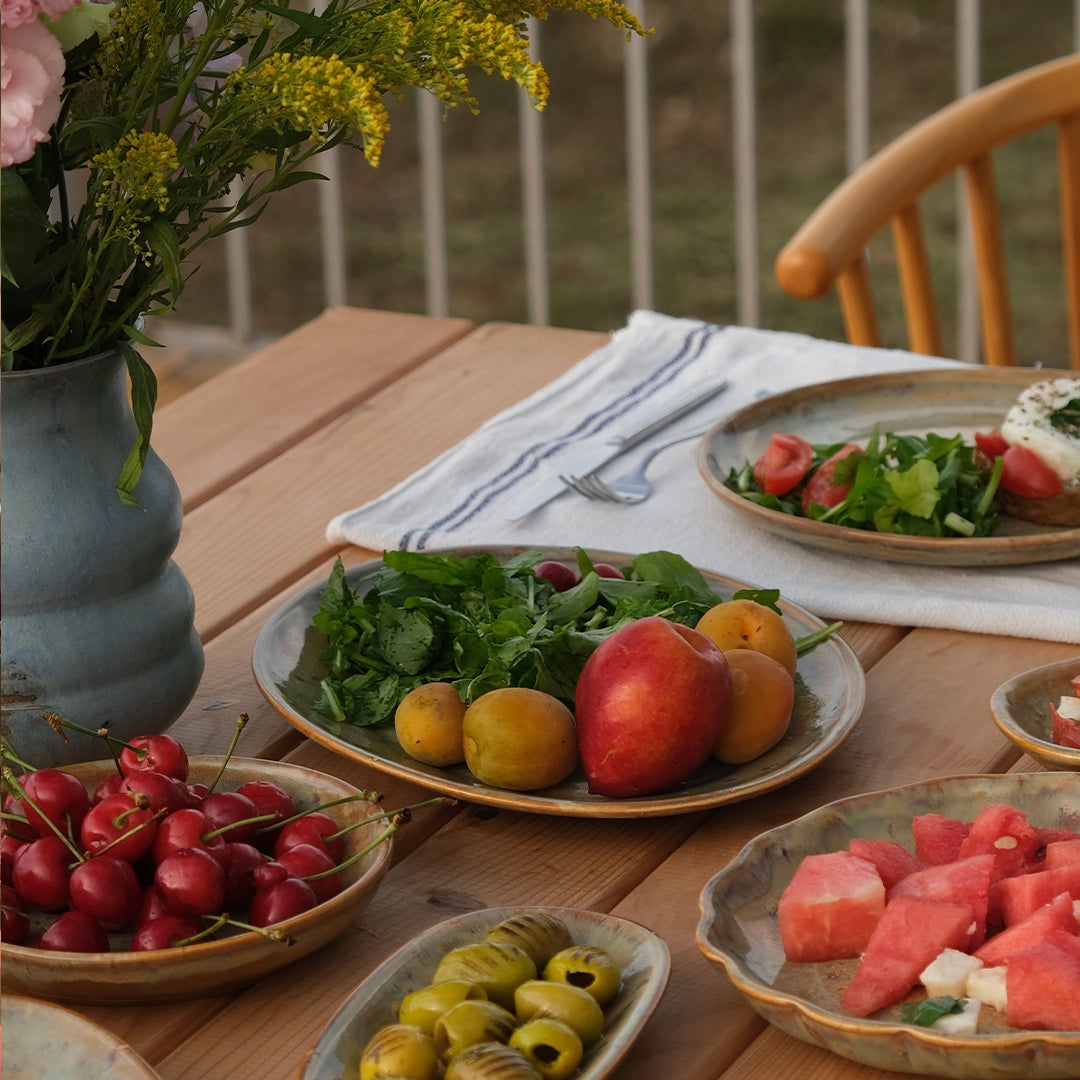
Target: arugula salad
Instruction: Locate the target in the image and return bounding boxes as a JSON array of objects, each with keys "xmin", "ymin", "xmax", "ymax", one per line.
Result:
[
  {"xmin": 725, "ymin": 427, "xmax": 1005, "ymax": 539},
  {"xmin": 310, "ymin": 548, "xmax": 834, "ymax": 728}
]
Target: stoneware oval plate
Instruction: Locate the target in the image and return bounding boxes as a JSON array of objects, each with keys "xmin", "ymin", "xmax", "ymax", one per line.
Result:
[
  {"xmin": 696, "ymin": 773, "xmax": 1080, "ymax": 1079},
  {"xmin": 300, "ymin": 905, "xmax": 670, "ymax": 1080},
  {"xmin": 2, "ymin": 757, "xmax": 393, "ymax": 1005},
  {"xmin": 253, "ymin": 546, "xmax": 865, "ymax": 818},
  {"xmin": 698, "ymin": 367, "xmax": 1080, "ymax": 566},
  {"xmin": 0, "ymin": 995, "xmax": 161, "ymax": 1080},
  {"xmin": 991, "ymin": 657, "xmax": 1080, "ymax": 770}
]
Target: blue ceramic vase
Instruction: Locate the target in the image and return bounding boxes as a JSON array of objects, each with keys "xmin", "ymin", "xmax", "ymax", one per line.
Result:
[{"xmin": 1, "ymin": 348, "xmax": 204, "ymax": 767}]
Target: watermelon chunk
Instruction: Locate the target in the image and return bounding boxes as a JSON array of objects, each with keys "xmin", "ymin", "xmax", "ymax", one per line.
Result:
[
  {"xmin": 995, "ymin": 863, "xmax": 1080, "ymax": 925},
  {"xmin": 777, "ymin": 851, "xmax": 885, "ymax": 963},
  {"xmin": 912, "ymin": 813, "xmax": 971, "ymax": 865},
  {"xmin": 957, "ymin": 803, "xmax": 1041, "ymax": 881},
  {"xmin": 848, "ymin": 838, "xmax": 925, "ymax": 890},
  {"xmin": 1044, "ymin": 839, "xmax": 1080, "ymax": 870},
  {"xmin": 974, "ymin": 891, "xmax": 1080, "ymax": 967},
  {"xmin": 888, "ymin": 853, "xmax": 994, "ymax": 945},
  {"xmin": 1006, "ymin": 940, "xmax": 1080, "ymax": 1031},
  {"xmin": 1041, "ymin": 926, "xmax": 1080, "ymax": 963},
  {"xmin": 840, "ymin": 896, "xmax": 976, "ymax": 1018}
]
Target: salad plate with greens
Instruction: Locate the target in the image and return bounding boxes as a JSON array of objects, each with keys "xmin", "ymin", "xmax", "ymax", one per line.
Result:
[
  {"xmin": 252, "ymin": 547, "xmax": 864, "ymax": 818},
  {"xmin": 698, "ymin": 368, "xmax": 1080, "ymax": 566}
]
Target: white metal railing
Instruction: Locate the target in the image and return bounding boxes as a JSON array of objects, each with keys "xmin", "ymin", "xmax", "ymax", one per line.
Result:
[{"xmin": 219, "ymin": 2, "xmax": 1080, "ymax": 361}]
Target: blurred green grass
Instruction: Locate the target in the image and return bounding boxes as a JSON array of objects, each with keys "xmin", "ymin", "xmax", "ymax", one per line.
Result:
[{"xmin": 178, "ymin": 1, "xmax": 1076, "ymax": 366}]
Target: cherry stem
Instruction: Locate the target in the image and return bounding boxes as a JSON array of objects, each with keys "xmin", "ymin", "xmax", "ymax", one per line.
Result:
[
  {"xmin": 303, "ymin": 810, "xmax": 410, "ymax": 882},
  {"xmin": 0, "ymin": 738, "xmax": 36, "ymax": 773},
  {"xmin": 0, "ymin": 810, "xmax": 32, "ymax": 827},
  {"xmin": 0, "ymin": 769, "xmax": 86, "ymax": 862},
  {"xmin": 200, "ymin": 811, "xmax": 279, "ymax": 842},
  {"xmin": 204, "ymin": 713, "xmax": 249, "ymax": 795},
  {"xmin": 251, "ymin": 791, "xmax": 382, "ymax": 836},
  {"xmin": 89, "ymin": 806, "xmax": 166, "ymax": 860},
  {"xmin": 325, "ymin": 796, "xmax": 454, "ymax": 841},
  {"xmin": 42, "ymin": 712, "xmax": 146, "ymax": 765},
  {"xmin": 189, "ymin": 912, "xmax": 295, "ymax": 948}
]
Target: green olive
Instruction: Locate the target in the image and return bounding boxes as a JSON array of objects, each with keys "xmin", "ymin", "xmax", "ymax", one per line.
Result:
[
  {"xmin": 508, "ymin": 1018, "xmax": 583, "ymax": 1080},
  {"xmin": 513, "ymin": 980, "xmax": 605, "ymax": 1045},
  {"xmin": 542, "ymin": 945, "xmax": 621, "ymax": 1005},
  {"xmin": 433, "ymin": 941, "xmax": 537, "ymax": 1010},
  {"xmin": 398, "ymin": 980, "xmax": 488, "ymax": 1034},
  {"xmin": 432, "ymin": 999, "xmax": 517, "ymax": 1063},
  {"xmin": 358, "ymin": 1023, "xmax": 439, "ymax": 1080},
  {"xmin": 444, "ymin": 1042, "xmax": 542, "ymax": 1080},
  {"xmin": 482, "ymin": 912, "xmax": 574, "ymax": 970}
]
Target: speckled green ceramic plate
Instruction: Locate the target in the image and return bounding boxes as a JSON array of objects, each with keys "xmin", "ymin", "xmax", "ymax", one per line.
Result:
[
  {"xmin": 300, "ymin": 906, "xmax": 670, "ymax": 1080},
  {"xmin": 696, "ymin": 773, "xmax": 1080, "ymax": 1079},
  {"xmin": 698, "ymin": 368, "xmax": 1080, "ymax": 566},
  {"xmin": 252, "ymin": 547, "xmax": 865, "ymax": 819},
  {"xmin": 2, "ymin": 758, "xmax": 393, "ymax": 1005},
  {"xmin": 991, "ymin": 658, "xmax": 1080, "ymax": 771},
  {"xmin": 0, "ymin": 996, "xmax": 161, "ymax": 1080}
]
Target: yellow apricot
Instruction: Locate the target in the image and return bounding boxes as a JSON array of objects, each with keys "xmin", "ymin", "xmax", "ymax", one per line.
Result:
[
  {"xmin": 462, "ymin": 688, "xmax": 578, "ymax": 791},
  {"xmin": 395, "ymin": 682, "xmax": 468, "ymax": 766},
  {"xmin": 694, "ymin": 599, "xmax": 797, "ymax": 675},
  {"xmin": 713, "ymin": 649, "xmax": 795, "ymax": 764}
]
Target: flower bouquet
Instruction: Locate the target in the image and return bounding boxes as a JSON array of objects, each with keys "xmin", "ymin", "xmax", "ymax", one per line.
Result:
[{"xmin": 1, "ymin": 0, "xmax": 644, "ymax": 496}]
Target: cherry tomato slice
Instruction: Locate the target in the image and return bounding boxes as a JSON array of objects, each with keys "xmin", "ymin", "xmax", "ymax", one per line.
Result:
[
  {"xmin": 801, "ymin": 443, "xmax": 863, "ymax": 514},
  {"xmin": 753, "ymin": 433, "xmax": 813, "ymax": 496},
  {"xmin": 999, "ymin": 444, "xmax": 1063, "ymax": 498},
  {"xmin": 974, "ymin": 430, "xmax": 1008, "ymax": 458}
]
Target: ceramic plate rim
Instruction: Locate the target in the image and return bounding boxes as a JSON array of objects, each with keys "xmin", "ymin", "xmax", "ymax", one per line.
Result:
[
  {"xmin": 697, "ymin": 368, "xmax": 1080, "ymax": 566},
  {"xmin": 695, "ymin": 773, "xmax": 1080, "ymax": 1077},
  {"xmin": 990, "ymin": 658, "xmax": 1080, "ymax": 770},
  {"xmin": 252, "ymin": 545, "xmax": 866, "ymax": 819},
  {"xmin": 300, "ymin": 905, "xmax": 671, "ymax": 1080}
]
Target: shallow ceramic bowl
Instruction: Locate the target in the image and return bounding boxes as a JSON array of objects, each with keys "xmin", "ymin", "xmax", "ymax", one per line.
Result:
[
  {"xmin": 696, "ymin": 773, "xmax": 1080, "ymax": 1079},
  {"xmin": 990, "ymin": 658, "xmax": 1080, "ymax": 771},
  {"xmin": 300, "ymin": 906, "xmax": 670, "ymax": 1080},
  {"xmin": 2, "ymin": 757, "xmax": 393, "ymax": 1005},
  {"xmin": 1, "ymin": 995, "xmax": 161, "ymax": 1080}
]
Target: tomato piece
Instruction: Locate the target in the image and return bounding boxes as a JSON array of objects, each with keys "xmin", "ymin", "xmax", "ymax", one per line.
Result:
[
  {"xmin": 974, "ymin": 430, "xmax": 1008, "ymax": 458},
  {"xmin": 999, "ymin": 445, "xmax": 1063, "ymax": 498},
  {"xmin": 801, "ymin": 443, "xmax": 863, "ymax": 514},
  {"xmin": 753, "ymin": 433, "xmax": 813, "ymax": 496}
]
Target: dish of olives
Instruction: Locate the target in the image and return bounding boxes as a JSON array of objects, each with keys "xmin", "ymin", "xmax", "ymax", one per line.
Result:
[
  {"xmin": 254, "ymin": 546, "xmax": 865, "ymax": 818},
  {"xmin": 300, "ymin": 906, "xmax": 670, "ymax": 1080}
]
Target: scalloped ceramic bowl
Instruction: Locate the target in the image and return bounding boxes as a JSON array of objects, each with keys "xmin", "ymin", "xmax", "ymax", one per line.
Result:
[
  {"xmin": 301, "ymin": 906, "xmax": 670, "ymax": 1080},
  {"xmin": 990, "ymin": 658, "xmax": 1080, "ymax": 771},
  {"xmin": 2, "ymin": 756, "xmax": 393, "ymax": 1005},
  {"xmin": 696, "ymin": 773, "xmax": 1080, "ymax": 1079}
]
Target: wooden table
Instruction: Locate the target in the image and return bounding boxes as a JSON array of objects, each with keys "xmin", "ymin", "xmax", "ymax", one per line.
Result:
[{"xmin": 42, "ymin": 309, "xmax": 1079, "ymax": 1078}]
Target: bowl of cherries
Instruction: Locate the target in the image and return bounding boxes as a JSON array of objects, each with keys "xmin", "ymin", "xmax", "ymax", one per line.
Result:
[{"xmin": 1, "ymin": 731, "xmax": 397, "ymax": 1005}]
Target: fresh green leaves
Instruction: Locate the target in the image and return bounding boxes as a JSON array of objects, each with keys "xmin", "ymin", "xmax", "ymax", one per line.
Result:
[
  {"xmin": 310, "ymin": 548, "xmax": 797, "ymax": 729},
  {"xmin": 725, "ymin": 427, "xmax": 1002, "ymax": 538},
  {"xmin": 900, "ymin": 996, "xmax": 965, "ymax": 1027}
]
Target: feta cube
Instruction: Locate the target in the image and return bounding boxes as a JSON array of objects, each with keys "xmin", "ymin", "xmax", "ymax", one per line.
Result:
[
  {"xmin": 966, "ymin": 965, "xmax": 1008, "ymax": 1012},
  {"xmin": 919, "ymin": 948, "xmax": 984, "ymax": 997},
  {"xmin": 930, "ymin": 997, "xmax": 980, "ymax": 1035}
]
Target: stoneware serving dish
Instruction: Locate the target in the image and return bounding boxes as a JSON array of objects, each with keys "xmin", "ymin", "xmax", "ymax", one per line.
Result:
[
  {"xmin": 2, "ymin": 756, "xmax": 393, "ymax": 1005},
  {"xmin": 300, "ymin": 905, "xmax": 671, "ymax": 1080},
  {"xmin": 990, "ymin": 657, "xmax": 1080, "ymax": 771},
  {"xmin": 0, "ymin": 995, "xmax": 161, "ymax": 1080},
  {"xmin": 696, "ymin": 773, "xmax": 1080, "ymax": 1079}
]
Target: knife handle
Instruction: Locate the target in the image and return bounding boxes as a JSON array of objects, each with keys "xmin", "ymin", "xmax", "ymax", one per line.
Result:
[{"xmin": 617, "ymin": 378, "xmax": 729, "ymax": 451}]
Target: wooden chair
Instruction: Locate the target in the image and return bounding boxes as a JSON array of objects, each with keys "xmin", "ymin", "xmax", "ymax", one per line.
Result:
[{"xmin": 775, "ymin": 53, "xmax": 1080, "ymax": 368}]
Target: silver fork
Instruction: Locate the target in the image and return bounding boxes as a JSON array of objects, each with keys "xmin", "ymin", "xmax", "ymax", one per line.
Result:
[{"xmin": 560, "ymin": 427, "xmax": 709, "ymax": 504}]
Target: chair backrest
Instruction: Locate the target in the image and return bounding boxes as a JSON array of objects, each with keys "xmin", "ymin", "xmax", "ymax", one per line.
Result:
[{"xmin": 775, "ymin": 53, "xmax": 1080, "ymax": 369}]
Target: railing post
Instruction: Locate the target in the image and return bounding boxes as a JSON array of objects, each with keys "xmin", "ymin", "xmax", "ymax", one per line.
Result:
[
  {"xmin": 418, "ymin": 90, "xmax": 450, "ymax": 317},
  {"xmin": 731, "ymin": 0, "xmax": 759, "ymax": 328},
  {"xmin": 956, "ymin": 0, "xmax": 980, "ymax": 364},
  {"xmin": 519, "ymin": 17, "xmax": 550, "ymax": 326},
  {"xmin": 625, "ymin": 0, "xmax": 654, "ymax": 312}
]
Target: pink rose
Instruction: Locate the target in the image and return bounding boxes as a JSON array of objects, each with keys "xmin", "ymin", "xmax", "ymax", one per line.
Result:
[
  {"xmin": 1, "ymin": 18, "xmax": 64, "ymax": 166},
  {"xmin": 1, "ymin": 0, "xmax": 41, "ymax": 28}
]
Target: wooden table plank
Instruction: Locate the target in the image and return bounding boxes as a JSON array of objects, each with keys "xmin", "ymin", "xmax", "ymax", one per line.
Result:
[
  {"xmin": 153, "ymin": 308, "xmax": 474, "ymax": 511},
  {"xmin": 173, "ymin": 322, "xmax": 608, "ymax": 641}
]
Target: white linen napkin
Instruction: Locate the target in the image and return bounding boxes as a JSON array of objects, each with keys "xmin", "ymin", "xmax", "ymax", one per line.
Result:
[{"xmin": 327, "ymin": 311, "xmax": 1080, "ymax": 645}]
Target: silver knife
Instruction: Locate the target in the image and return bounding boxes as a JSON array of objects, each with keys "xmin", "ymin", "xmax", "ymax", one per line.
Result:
[{"xmin": 505, "ymin": 377, "xmax": 729, "ymax": 521}]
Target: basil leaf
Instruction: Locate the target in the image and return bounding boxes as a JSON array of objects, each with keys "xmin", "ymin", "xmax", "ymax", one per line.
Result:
[{"xmin": 901, "ymin": 996, "xmax": 965, "ymax": 1027}]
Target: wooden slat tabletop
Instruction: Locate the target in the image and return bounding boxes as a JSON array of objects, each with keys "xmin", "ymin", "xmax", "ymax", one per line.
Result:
[{"xmin": 11, "ymin": 308, "xmax": 1076, "ymax": 1080}]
